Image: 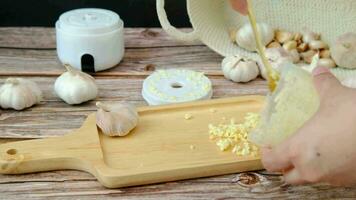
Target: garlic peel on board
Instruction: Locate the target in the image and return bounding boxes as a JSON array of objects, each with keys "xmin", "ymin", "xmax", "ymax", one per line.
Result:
[
  {"xmin": 96, "ymin": 102, "xmax": 139, "ymax": 137},
  {"xmin": 55, "ymin": 64, "xmax": 98, "ymax": 105},
  {"xmin": 236, "ymin": 22, "xmax": 274, "ymax": 52},
  {"xmin": 0, "ymin": 78, "xmax": 42, "ymax": 110},
  {"xmin": 222, "ymin": 55, "xmax": 259, "ymax": 83}
]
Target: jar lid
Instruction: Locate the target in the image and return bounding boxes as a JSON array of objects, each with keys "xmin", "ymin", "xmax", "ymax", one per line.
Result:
[{"xmin": 57, "ymin": 8, "xmax": 123, "ymax": 35}]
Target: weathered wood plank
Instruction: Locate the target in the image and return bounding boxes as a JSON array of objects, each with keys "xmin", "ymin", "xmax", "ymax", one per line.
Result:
[
  {"xmin": 0, "ymin": 171, "xmax": 353, "ymax": 199},
  {"xmin": 1, "ymin": 27, "xmax": 355, "ymax": 199},
  {"xmin": 0, "ymin": 28, "xmax": 202, "ymax": 49},
  {"xmin": 0, "ymin": 46, "xmax": 223, "ymax": 76},
  {"xmin": 0, "ymin": 76, "xmax": 268, "ymax": 138}
]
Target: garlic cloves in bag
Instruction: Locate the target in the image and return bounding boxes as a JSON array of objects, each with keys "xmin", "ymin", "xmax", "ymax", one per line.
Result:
[
  {"xmin": 54, "ymin": 64, "xmax": 98, "ymax": 105},
  {"xmin": 0, "ymin": 78, "xmax": 42, "ymax": 110},
  {"xmin": 96, "ymin": 102, "xmax": 139, "ymax": 137}
]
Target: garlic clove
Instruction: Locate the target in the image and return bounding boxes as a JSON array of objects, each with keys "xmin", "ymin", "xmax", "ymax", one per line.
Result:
[
  {"xmin": 330, "ymin": 32, "xmax": 356, "ymax": 69},
  {"xmin": 54, "ymin": 64, "xmax": 98, "ymax": 105},
  {"xmin": 302, "ymin": 28, "xmax": 321, "ymax": 44},
  {"xmin": 96, "ymin": 101, "xmax": 139, "ymax": 137},
  {"xmin": 236, "ymin": 22, "xmax": 274, "ymax": 52},
  {"xmin": 275, "ymin": 30, "xmax": 294, "ymax": 44},
  {"xmin": 0, "ymin": 78, "xmax": 42, "ymax": 110},
  {"xmin": 301, "ymin": 50, "xmax": 318, "ymax": 64},
  {"xmin": 320, "ymin": 49, "xmax": 331, "ymax": 58},
  {"xmin": 288, "ymin": 49, "xmax": 301, "ymax": 63},
  {"xmin": 302, "ymin": 54, "xmax": 320, "ymax": 74},
  {"xmin": 294, "ymin": 33, "xmax": 303, "ymax": 42},
  {"xmin": 309, "ymin": 40, "xmax": 328, "ymax": 50},
  {"xmin": 297, "ymin": 43, "xmax": 309, "ymax": 53},
  {"xmin": 267, "ymin": 41, "xmax": 282, "ymax": 49},
  {"xmin": 317, "ymin": 58, "xmax": 336, "ymax": 68},
  {"xmin": 283, "ymin": 41, "xmax": 297, "ymax": 51}
]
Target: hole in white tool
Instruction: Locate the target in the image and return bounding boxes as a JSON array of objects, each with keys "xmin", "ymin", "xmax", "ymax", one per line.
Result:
[
  {"xmin": 6, "ymin": 149, "xmax": 17, "ymax": 155},
  {"xmin": 171, "ymin": 82, "xmax": 183, "ymax": 89}
]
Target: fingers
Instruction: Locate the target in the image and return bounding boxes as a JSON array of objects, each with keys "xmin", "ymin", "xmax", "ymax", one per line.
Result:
[
  {"xmin": 283, "ymin": 168, "xmax": 308, "ymax": 185},
  {"xmin": 312, "ymin": 66, "xmax": 342, "ymax": 99},
  {"xmin": 230, "ymin": 0, "xmax": 248, "ymax": 15},
  {"xmin": 261, "ymin": 142, "xmax": 293, "ymax": 172}
]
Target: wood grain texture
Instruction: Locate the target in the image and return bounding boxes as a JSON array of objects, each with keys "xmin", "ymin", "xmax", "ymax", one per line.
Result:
[
  {"xmin": 0, "ymin": 76, "xmax": 267, "ymax": 139},
  {"xmin": 0, "ymin": 27, "xmax": 354, "ymax": 199},
  {"xmin": 0, "ymin": 28, "xmax": 202, "ymax": 49},
  {"xmin": 0, "ymin": 46, "xmax": 223, "ymax": 76},
  {"xmin": 0, "ymin": 97, "xmax": 265, "ymax": 188}
]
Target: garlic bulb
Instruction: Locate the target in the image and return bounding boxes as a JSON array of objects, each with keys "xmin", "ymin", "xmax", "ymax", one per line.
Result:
[
  {"xmin": 222, "ymin": 55, "xmax": 259, "ymax": 83},
  {"xmin": 96, "ymin": 102, "xmax": 139, "ymax": 137},
  {"xmin": 0, "ymin": 78, "xmax": 42, "ymax": 110},
  {"xmin": 55, "ymin": 64, "xmax": 98, "ymax": 105},
  {"xmin": 331, "ymin": 32, "xmax": 356, "ymax": 69},
  {"xmin": 257, "ymin": 48, "xmax": 294, "ymax": 79},
  {"xmin": 236, "ymin": 22, "xmax": 274, "ymax": 52}
]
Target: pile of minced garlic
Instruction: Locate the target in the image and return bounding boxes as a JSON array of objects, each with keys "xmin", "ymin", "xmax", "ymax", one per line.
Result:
[{"xmin": 208, "ymin": 113, "xmax": 260, "ymax": 157}]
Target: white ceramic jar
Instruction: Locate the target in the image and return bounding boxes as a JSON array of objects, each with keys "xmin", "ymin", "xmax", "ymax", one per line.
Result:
[{"xmin": 56, "ymin": 8, "xmax": 124, "ymax": 72}]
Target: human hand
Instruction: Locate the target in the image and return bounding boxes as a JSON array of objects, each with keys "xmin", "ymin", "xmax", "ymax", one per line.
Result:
[
  {"xmin": 230, "ymin": 0, "xmax": 248, "ymax": 15},
  {"xmin": 261, "ymin": 67, "xmax": 356, "ymax": 186}
]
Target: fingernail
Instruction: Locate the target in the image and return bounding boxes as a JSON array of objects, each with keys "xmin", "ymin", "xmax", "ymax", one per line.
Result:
[{"xmin": 312, "ymin": 67, "xmax": 330, "ymax": 76}]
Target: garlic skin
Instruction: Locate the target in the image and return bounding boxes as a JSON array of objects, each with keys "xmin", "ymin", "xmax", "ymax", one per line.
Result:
[
  {"xmin": 222, "ymin": 55, "xmax": 259, "ymax": 83},
  {"xmin": 331, "ymin": 32, "xmax": 356, "ymax": 69},
  {"xmin": 96, "ymin": 102, "xmax": 139, "ymax": 137},
  {"xmin": 342, "ymin": 78, "xmax": 356, "ymax": 89},
  {"xmin": 257, "ymin": 48, "xmax": 294, "ymax": 79},
  {"xmin": 55, "ymin": 64, "xmax": 98, "ymax": 105},
  {"xmin": 0, "ymin": 78, "xmax": 42, "ymax": 110},
  {"xmin": 236, "ymin": 22, "xmax": 274, "ymax": 52}
]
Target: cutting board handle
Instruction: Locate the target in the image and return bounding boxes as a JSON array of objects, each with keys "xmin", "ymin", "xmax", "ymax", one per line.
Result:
[
  {"xmin": 0, "ymin": 134, "xmax": 82, "ymax": 174},
  {"xmin": 0, "ymin": 114, "xmax": 103, "ymax": 174}
]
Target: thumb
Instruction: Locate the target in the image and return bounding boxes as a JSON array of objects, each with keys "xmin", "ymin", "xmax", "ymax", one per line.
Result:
[{"xmin": 312, "ymin": 66, "xmax": 341, "ymax": 99}]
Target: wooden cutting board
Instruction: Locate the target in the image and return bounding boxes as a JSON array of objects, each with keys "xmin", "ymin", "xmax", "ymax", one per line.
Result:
[{"xmin": 0, "ymin": 95, "xmax": 265, "ymax": 188}]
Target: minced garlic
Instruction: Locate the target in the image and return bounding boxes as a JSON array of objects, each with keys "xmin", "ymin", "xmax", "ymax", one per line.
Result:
[
  {"xmin": 184, "ymin": 113, "xmax": 193, "ymax": 120},
  {"xmin": 208, "ymin": 113, "xmax": 260, "ymax": 157}
]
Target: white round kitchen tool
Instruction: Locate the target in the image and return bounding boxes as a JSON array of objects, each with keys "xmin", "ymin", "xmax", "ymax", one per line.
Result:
[
  {"xmin": 56, "ymin": 8, "xmax": 125, "ymax": 72},
  {"xmin": 142, "ymin": 69, "xmax": 213, "ymax": 105}
]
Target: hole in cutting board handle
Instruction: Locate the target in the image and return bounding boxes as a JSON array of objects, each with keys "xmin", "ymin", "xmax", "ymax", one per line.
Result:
[{"xmin": 6, "ymin": 149, "xmax": 17, "ymax": 155}]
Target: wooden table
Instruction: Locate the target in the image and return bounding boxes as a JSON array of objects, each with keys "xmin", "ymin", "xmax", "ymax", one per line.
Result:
[{"xmin": 0, "ymin": 27, "xmax": 355, "ymax": 199}]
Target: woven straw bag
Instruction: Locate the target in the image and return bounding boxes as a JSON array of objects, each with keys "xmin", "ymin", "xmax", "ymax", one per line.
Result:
[
  {"xmin": 157, "ymin": 0, "xmax": 356, "ymax": 79},
  {"xmin": 157, "ymin": 0, "xmax": 355, "ymax": 58}
]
